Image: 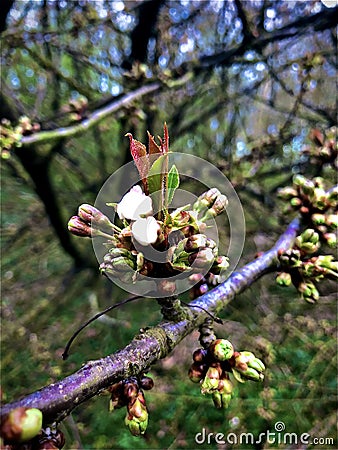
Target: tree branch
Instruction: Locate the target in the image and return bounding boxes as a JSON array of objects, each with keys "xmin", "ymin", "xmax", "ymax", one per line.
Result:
[
  {"xmin": 12, "ymin": 7, "xmax": 336, "ymax": 150},
  {"xmin": 0, "ymin": 218, "xmax": 300, "ymax": 425},
  {"xmin": 198, "ymin": 6, "xmax": 338, "ymax": 68},
  {"xmin": 19, "ymin": 83, "xmax": 161, "ymax": 148}
]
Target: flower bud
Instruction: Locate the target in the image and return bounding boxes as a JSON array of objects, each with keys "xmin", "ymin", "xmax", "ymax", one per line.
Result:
[
  {"xmin": 290, "ymin": 197, "xmax": 302, "ymax": 207},
  {"xmin": 201, "ymin": 366, "xmax": 221, "ymax": 393},
  {"xmin": 212, "ymin": 391, "xmax": 232, "ymax": 409},
  {"xmin": 158, "ymin": 280, "xmax": 176, "ymax": 296},
  {"xmin": 139, "ymin": 376, "xmax": 154, "ymax": 391},
  {"xmin": 78, "ymin": 204, "xmax": 115, "ymax": 232},
  {"xmin": 277, "ymin": 187, "xmax": 298, "ymax": 200},
  {"xmin": 184, "ymin": 234, "xmax": 207, "ymax": 252},
  {"xmin": 324, "ymin": 232, "xmax": 337, "ymax": 247},
  {"xmin": 233, "ymin": 352, "xmax": 265, "ymax": 382},
  {"xmin": 188, "ymin": 362, "xmax": 207, "ymax": 383},
  {"xmin": 125, "ymin": 411, "xmax": 148, "ymax": 436},
  {"xmin": 300, "ymin": 229, "xmax": 319, "ymax": 244},
  {"xmin": 325, "ymin": 214, "xmax": 338, "ymax": 229},
  {"xmin": 311, "ymin": 213, "xmax": 326, "ymax": 225},
  {"xmin": 298, "ymin": 281, "xmax": 319, "ymax": 303},
  {"xmin": 192, "ymin": 348, "xmax": 208, "ymax": 363},
  {"xmin": 0, "ymin": 407, "xmax": 43, "ymax": 443},
  {"xmin": 327, "ymin": 186, "xmax": 338, "ymax": 205},
  {"xmin": 293, "ymin": 174, "xmax": 307, "ymax": 187},
  {"xmin": 211, "ymin": 256, "xmax": 229, "ymax": 274},
  {"xmin": 188, "ymin": 248, "xmax": 215, "ymax": 269},
  {"xmin": 301, "ymin": 180, "xmax": 315, "ymax": 196},
  {"xmin": 68, "ymin": 216, "xmax": 92, "ymax": 237},
  {"xmin": 193, "ymin": 188, "xmax": 221, "ymax": 212},
  {"xmin": 125, "ymin": 394, "xmax": 149, "ymax": 436},
  {"xmin": 276, "ymin": 272, "xmax": 292, "ymax": 286},
  {"xmin": 209, "ymin": 339, "xmax": 234, "ymax": 361}
]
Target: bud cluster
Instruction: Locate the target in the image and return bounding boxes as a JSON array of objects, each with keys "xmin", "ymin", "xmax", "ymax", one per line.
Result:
[
  {"xmin": 277, "ymin": 228, "xmax": 337, "ymax": 303},
  {"xmin": 68, "ymin": 190, "xmax": 229, "ymax": 294},
  {"xmin": 1, "ymin": 116, "xmax": 41, "ymax": 158},
  {"xmin": 188, "ymin": 339, "xmax": 265, "ymax": 410},
  {"xmin": 107, "ymin": 375, "xmax": 153, "ymax": 436},
  {"xmin": 278, "ymin": 175, "xmax": 337, "ymax": 247},
  {"xmin": 302, "ymin": 127, "xmax": 337, "ymax": 170}
]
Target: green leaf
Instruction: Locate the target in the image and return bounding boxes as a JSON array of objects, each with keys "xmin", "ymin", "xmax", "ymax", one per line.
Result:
[
  {"xmin": 167, "ymin": 164, "xmax": 179, "ymax": 206},
  {"xmin": 148, "ymin": 154, "xmax": 166, "ymax": 214}
]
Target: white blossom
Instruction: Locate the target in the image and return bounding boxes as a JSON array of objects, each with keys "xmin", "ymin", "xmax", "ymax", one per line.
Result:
[
  {"xmin": 117, "ymin": 185, "xmax": 153, "ymax": 220},
  {"xmin": 131, "ymin": 217, "xmax": 160, "ymax": 246}
]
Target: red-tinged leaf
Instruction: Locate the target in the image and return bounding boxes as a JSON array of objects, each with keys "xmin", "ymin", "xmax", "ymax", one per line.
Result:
[
  {"xmin": 126, "ymin": 133, "xmax": 149, "ymax": 192},
  {"xmin": 147, "ymin": 131, "xmax": 162, "ymax": 155}
]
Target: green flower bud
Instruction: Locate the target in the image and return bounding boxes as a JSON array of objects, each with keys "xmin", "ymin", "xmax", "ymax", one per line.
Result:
[
  {"xmin": 276, "ymin": 272, "xmax": 292, "ymax": 286},
  {"xmin": 277, "ymin": 187, "xmax": 298, "ymax": 200},
  {"xmin": 325, "ymin": 214, "xmax": 338, "ymax": 229},
  {"xmin": 212, "ymin": 391, "xmax": 232, "ymax": 409},
  {"xmin": 233, "ymin": 352, "xmax": 265, "ymax": 382},
  {"xmin": 125, "ymin": 413, "xmax": 148, "ymax": 436},
  {"xmin": 235, "ymin": 366, "xmax": 264, "ymax": 382},
  {"xmin": 109, "ymin": 247, "xmax": 133, "ymax": 258},
  {"xmin": 300, "ymin": 229, "xmax": 319, "ymax": 244},
  {"xmin": 312, "ymin": 187, "xmax": 327, "ymax": 208},
  {"xmin": 311, "ymin": 213, "xmax": 326, "ymax": 225},
  {"xmin": 1, "ymin": 407, "xmax": 43, "ymax": 443},
  {"xmin": 290, "ymin": 197, "xmax": 302, "ymax": 207},
  {"xmin": 301, "ymin": 180, "xmax": 315, "ymax": 196},
  {"xmin": 201, "ymin": 366, "xmax": 221, "ymax": 393},
  {"xmin": 209, "ymin": 339, "xmax": 234, "ymax": 361},
  {"xmin": 298, "ymin": 281, "xmax": 319, "ymax": 303},
  {"xmin": 327, "ymin": 186, "xmax": 338, "ymax": 206},
  {"xmin": 324, "ymin": 232, "xmax": 337, "ymax": 247},
  {"xmin": 20, "ymin": 409, "xmax": 43, "ymax": 442},
  {"xmin": 125, "ymin": 394, "xmax": 149, "ymax": 436},
  {"xmin": 110, "ymin": 256, "xmax": 136, "ymax": 271},
  {"xmin": 293, "ymin": 174, "xmax": 307, "ymax": 187}
]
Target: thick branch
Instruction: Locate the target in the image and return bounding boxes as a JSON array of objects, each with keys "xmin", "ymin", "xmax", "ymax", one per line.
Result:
[{"xmin": 0, "ymin": 218, "xmax": 300, "ymax": 425}]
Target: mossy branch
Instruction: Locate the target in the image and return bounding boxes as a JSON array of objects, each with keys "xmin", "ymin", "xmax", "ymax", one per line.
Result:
[{"xmin": 0, "ymin": 218, "xmax": 300, "ymax": 425}]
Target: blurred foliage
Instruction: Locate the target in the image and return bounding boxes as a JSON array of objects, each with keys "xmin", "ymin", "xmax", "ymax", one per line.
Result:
[{"xmin": 1, "ymin": 1, "xmax": 337, "ymax": 448}]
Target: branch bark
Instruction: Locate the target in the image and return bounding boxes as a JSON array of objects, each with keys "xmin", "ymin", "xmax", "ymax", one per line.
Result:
[{"xmin": 0, "ymin": 218, "xmax": 300, "ymax": 425}]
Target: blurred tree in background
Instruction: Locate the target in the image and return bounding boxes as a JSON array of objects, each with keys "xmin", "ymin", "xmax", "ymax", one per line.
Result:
[{"xmin": 1, "ymin": 1, "xmax": 337, "ymax": 448}]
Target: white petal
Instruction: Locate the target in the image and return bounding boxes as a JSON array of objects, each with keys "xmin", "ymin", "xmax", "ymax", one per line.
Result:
[
  {"xmin": 117, "ymin": 186, "xmax": 153, "ymax": 220},
  {"xmin": 132, "ymin": 217, "xmax": 160, "ymax": 245}
]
